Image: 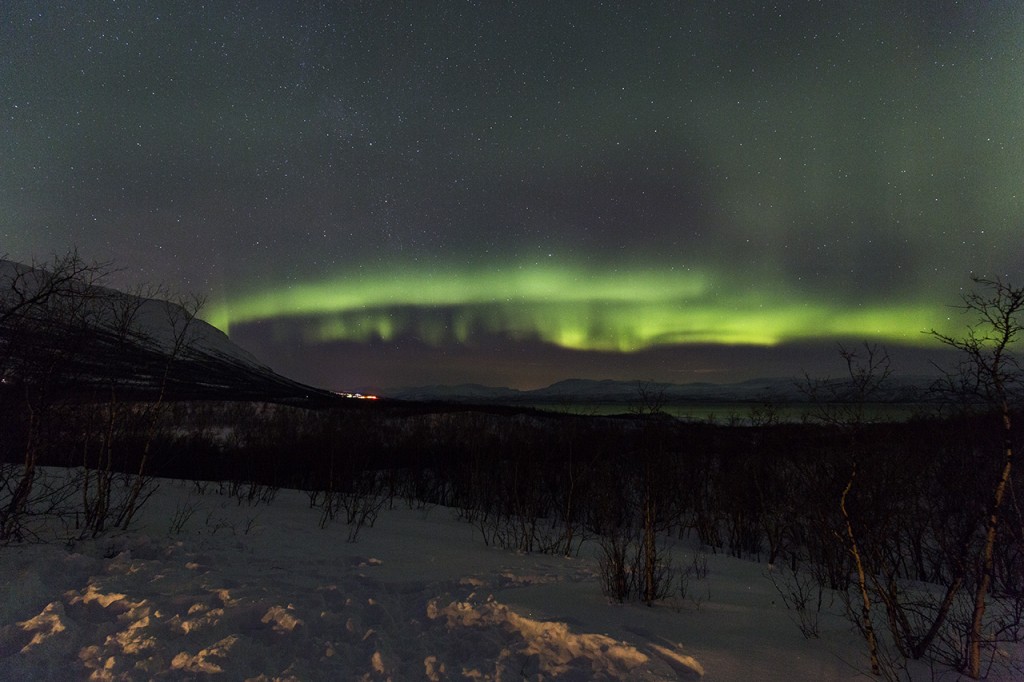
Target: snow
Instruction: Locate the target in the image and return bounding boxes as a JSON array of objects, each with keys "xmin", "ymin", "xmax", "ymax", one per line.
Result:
[
  {"xmin": 0, "ymin": 472, "xmax": 1008, "ymax": 680},
  {"xmin": 0, "ymin": 257, "xmax": 268, "ymax": 373}
]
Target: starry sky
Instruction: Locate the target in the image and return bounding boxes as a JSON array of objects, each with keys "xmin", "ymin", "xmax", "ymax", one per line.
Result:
[{"xmin": 2, "ymin": 2, "xmax": 1022, "ymax": 390}]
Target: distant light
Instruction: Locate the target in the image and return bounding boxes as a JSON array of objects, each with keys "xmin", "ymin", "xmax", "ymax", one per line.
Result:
[{"xmin": 333, "ymin": 391, "xmax": 379, "ymax": 400}]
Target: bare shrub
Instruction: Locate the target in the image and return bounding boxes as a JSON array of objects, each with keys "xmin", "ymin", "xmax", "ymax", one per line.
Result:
[{"xmin": 767, "ymin": 564, "xmax": 827, "ymax": 639}]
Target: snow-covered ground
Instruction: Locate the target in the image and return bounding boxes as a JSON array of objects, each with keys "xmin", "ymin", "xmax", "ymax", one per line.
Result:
[{"xmin": 0, "ymin": 474, "xmax": 1009, "ymax": 681}]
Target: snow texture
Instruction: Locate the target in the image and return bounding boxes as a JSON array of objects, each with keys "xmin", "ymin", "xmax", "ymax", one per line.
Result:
[{"xmin": 1, "ymin": 472, "xmax": 1010, "ymax": 680}]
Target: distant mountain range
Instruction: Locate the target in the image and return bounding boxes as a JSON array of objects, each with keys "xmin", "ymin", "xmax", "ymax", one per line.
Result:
[{"xmin": 381, "ymin": 375, "xmax": 936, "ymax": 405}]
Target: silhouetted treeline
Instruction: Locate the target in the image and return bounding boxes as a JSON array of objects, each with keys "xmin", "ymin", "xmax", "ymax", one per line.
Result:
[{"xmin": 5, "ymin": 395, "xmax": 1017, "ymax": 571}]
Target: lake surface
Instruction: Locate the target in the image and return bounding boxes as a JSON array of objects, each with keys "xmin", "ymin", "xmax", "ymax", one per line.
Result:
[{"xmin": 528, "ymin": 401, "xmax": 936, "ymax": 424}]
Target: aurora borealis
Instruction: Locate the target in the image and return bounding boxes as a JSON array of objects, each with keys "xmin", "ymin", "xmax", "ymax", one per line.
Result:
[
  {"xmin": 3, "ymin": 2, "xmax": 1022, "ymax": 389},
  {"xmin": 206, "ymin": 263, "xmax": 946, "ymax": 350}
]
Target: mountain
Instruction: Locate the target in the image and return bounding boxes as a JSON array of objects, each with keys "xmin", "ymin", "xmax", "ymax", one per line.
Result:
[
  {"xmin": 0, "ymin": 258, "xmax": 337, "ymax": 405},
  {"xmin": 384, "ymin": 375, "xmax": 935, "ymax": 405},
  {"xmin": 383, "ymin": 378, "xmax": 796, "ymax": 404},
  {"xmin": 380, "ymin": 383, "xmax": 524, "ymax": 402}
]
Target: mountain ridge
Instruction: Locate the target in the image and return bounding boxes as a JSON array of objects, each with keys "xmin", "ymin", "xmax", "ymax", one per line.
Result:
[{"xmin": 377, "ymin": 374, "xmax": 937, "ymax": 405}]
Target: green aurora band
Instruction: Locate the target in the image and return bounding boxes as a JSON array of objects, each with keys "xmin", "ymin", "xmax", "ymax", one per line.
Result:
[{"xmin": 206, "ymin": 265, "xmax": 958, "ymax": 353}]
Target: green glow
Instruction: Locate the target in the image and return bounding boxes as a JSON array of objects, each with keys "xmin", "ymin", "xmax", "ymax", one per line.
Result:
[
  {"xmin": 206, "ymin": 264, "xmax": 708, "ymax": 330},
  {"xmin": 205, "ymin": 264, "xmax": 957, "ymax": 352}
]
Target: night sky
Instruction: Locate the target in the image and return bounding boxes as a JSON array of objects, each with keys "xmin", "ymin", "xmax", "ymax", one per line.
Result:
[{"xmin": 3, "ymin": 2, "xmax": 1022, "ymax": 390}]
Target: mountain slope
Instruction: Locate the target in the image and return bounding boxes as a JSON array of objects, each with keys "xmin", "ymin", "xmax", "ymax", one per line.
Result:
[{"xmin": 0, "ymin": 258, "xmax": 336, "ymax": 404}]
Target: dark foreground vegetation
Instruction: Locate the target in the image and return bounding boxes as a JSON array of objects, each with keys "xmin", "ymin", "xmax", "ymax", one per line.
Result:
[{"xmin": 2, "ymin": 252, "xmax": 1021, "ymax": 679}]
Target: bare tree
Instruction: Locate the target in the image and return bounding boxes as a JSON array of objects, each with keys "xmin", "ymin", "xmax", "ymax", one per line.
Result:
[
  {"xmin": 803, "ymin": 343, "xmax": 892, "ymax": 676},
  {"xmin": 77, "ymin": 286, "xmax": 151, "ymax": 537},
  {"xmin": 1, "ymin": 252, "xmax": 204, "ymax": 541},
  {"xmin": 0, "ymin": 252, "xmax": 109, "ymax": 542},
  {"xmin": 629, "ymin": 380, "xmax": 668, "ymax": 417},
  {"xmin": 930, "ymin": 276, "xmax": 1023, "ymax": 679}
]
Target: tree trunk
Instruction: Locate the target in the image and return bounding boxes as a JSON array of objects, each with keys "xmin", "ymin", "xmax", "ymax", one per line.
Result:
[
  {"xmin": 644, "ymin": 491, "xmax": 657, "ymax": 604},
  {"xmin": 966, "ymin": 405, "xmax": 1013, "ymax": 679},
  {"xmin": 841, "ymin": 460, "xmax": 881, "ymax": 676}
]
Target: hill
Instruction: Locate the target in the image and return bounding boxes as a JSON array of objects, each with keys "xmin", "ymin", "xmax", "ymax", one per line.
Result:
[{"xmin": 0, "ymin": 257, "xmax": 337, "ymax": 405}]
